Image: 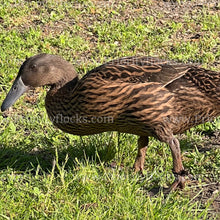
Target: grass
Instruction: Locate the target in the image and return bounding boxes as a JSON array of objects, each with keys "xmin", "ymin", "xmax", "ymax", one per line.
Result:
[{"xmin": 0, "ymin": 0, "xmax": 219, "ymax": 219}]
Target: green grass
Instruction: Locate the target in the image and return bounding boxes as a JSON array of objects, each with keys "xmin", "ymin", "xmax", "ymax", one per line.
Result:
[{"xmin": 0, "ymin": 0, "xmax": 219, "ymax": 219}]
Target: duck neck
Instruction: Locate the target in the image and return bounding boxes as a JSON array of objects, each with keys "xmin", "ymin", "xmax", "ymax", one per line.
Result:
[{"xmin": 48, "ymin": 75, "xmax": 79, "ymax": 97}]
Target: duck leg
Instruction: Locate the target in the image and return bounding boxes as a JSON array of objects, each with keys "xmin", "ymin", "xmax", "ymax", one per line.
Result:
[
  {"xmin": 168, "ymin": 137, "xmax": 187, "ymax": 191},
  {"xmin": 134, "ymin": 136, "xmax": 149, "ymax": 175}
]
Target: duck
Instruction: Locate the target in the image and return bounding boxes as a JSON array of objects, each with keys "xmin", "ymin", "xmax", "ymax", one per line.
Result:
[{"xmin": 1, "ymin": 54, "xmax": 220, "ymax": 191}]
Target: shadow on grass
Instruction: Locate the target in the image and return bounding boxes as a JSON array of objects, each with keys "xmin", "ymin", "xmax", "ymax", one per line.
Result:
[{"xmin": 0, "ymin": 136, "xmax": 117, "ymax": 173}]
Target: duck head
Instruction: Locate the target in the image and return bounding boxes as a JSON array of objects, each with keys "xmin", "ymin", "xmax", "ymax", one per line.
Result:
[{"xmin": 1, "ymin": 54, "xmax": 78, "ymax": 111}]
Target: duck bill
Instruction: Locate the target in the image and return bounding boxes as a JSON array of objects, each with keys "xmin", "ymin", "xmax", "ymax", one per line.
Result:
[{"xmin": 1, "ymin": 76, "xmax": 29, "ymax": 112}]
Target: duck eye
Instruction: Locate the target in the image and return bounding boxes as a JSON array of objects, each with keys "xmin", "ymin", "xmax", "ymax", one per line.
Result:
[{"xmin": 30, "ymin": 64, "xmax": 37, "ymax": 70}]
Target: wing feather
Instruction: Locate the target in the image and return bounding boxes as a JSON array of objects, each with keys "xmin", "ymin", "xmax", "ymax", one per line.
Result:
[{"xmin": 87, "ymin": 56, "xmax": 192, "ymax": 86}]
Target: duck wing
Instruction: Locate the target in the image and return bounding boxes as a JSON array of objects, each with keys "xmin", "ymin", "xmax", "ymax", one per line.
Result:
[{"xmin": 87, "ymin": 56, "xmax": 191, "ymax": 86}]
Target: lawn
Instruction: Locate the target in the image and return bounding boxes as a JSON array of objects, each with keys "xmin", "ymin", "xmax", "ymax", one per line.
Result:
[{"xmin": 0, "ymin": 0, "xmax": 219, "ymax": 219}]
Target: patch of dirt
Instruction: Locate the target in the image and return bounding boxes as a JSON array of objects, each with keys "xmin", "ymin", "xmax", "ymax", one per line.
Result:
[
  {"xmin": 185, "ymin": 181, "xmax": 220, "ymax": 219},
  {"xmin": 3, "ymin": 0, "xmax": 219, "ymax": 67},
  {"xmin": 148, "ymin": 180, "xmax": 220, "ymax": 218},
  {"xmin": 199, "ymin": 130, "xmax": 220, "ymax": 150},
  {"xmin": 178, "ymin": 129, "xmax": 220, "ymax": 151},
  {"xmin": 177, "ymin": 129, "xmax": 220, "ymax": 217}
]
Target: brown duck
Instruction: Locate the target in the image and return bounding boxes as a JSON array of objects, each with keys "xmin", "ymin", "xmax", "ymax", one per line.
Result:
[{"xmin": 1, "ymin": 54, "xmax": 220, "ymax": 190}]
